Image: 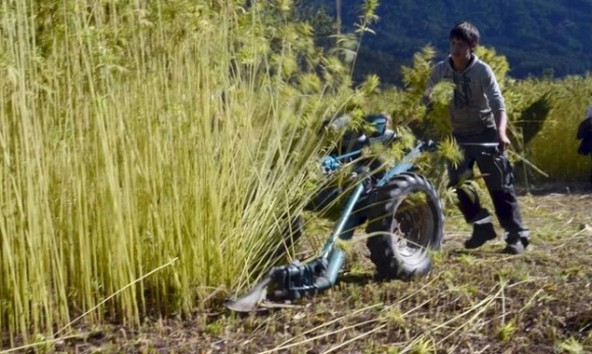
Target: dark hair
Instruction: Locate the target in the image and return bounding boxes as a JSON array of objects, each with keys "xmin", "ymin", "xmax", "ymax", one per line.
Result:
[{"xmin": 450, "ymin": 21, "xmax": 480, "ymax": 50}]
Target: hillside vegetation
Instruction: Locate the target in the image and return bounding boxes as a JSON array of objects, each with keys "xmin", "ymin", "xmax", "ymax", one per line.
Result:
[{"xmin": 307, "ymin": 0, "xmax": 592, "ymax": 84}]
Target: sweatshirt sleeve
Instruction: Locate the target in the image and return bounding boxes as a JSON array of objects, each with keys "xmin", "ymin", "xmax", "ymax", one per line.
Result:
[
  {"xmin": 482, "ymin": 64, "xmax": 506, "ymax": 112},
  {"xmin": 421, "ymin": 62, "xmax": 443, "ymax": 107}
]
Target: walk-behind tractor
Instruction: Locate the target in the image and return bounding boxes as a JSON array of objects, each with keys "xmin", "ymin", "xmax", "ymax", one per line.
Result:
[{"xmin": 225, "ymin": 114, "xmax": 445, "ymax": 312}]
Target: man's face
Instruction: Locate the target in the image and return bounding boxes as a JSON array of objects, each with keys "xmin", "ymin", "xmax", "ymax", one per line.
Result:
[{"xmin": 450, "ymin": 37, "xmax": 472, "ymax": 60}]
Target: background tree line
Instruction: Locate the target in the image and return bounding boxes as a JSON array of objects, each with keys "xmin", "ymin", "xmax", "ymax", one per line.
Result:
[{"xmin": 299, "ymin": 0, "xmax": 592, "ymax": 85}]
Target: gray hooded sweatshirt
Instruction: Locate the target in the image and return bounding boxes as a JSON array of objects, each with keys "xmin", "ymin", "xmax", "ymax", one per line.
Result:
[{"xmin": 423, "ymin": 54, "xmax": 506, "ymax": 137}]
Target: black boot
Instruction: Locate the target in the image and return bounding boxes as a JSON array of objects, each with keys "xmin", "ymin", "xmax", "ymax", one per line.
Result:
[
  {"xmin": 465, "ymin": 222, "xmax": 497, "ymax": 249},
  {"xmin": 502, "ymin": 231, "xmax": 530, "ymax": 255}
]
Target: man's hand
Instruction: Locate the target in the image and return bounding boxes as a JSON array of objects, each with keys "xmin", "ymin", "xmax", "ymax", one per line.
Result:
[
  {"xmin": 498, "ymin": 131, "xmax": 511, "ymax": 152},
  {"xmin": 494, "ymin": 110, "xmax": 510, "ymax": 152}
]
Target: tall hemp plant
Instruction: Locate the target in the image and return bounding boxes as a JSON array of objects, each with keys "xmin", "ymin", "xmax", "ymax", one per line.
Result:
[
  {"xmin": 525, "ymin": 74, "xmax": 592, "ymax": 181},
  {"xmin": 0, "ymin": 0, "xmax": 378, "ymax": 347}
]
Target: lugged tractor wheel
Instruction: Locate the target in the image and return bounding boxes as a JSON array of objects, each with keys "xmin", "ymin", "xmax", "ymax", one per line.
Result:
[{"xmin": 365, "ymin": 172, "xmax": 444, "ymax": 280}]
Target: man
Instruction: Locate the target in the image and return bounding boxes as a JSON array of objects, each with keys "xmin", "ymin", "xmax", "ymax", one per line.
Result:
[{"xmin": 422, "ymin": 21, "xmax": 530, "ymax": 254}]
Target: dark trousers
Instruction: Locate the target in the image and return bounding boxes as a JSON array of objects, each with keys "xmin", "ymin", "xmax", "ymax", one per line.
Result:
[{"xmin": 448, "ymin": 130, "xmax": 528, "ymax": 237}]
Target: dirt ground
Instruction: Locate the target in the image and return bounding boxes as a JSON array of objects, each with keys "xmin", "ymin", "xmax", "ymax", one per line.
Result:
[{"xmin": 4, "ymin": 185, "xmax": 592, "ymax": 354}]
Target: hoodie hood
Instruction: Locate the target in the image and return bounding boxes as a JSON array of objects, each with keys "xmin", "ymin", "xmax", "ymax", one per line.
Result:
[{"xmin": 447, "ymin": 53, "xmax": 480, "ymax": 73}]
